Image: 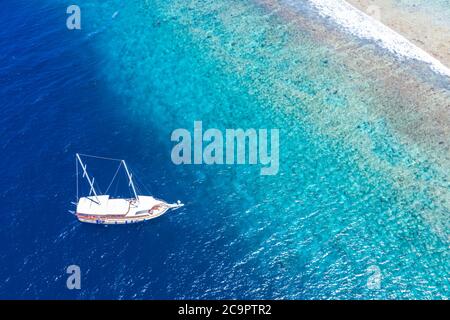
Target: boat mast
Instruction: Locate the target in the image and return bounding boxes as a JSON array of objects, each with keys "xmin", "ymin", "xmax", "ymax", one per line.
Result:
[
  {"xmin": 121, "ymin": 160, "xmax": 139, "ymax": 202},
  {"xmin": 76, "ymin": 153, "xmax": 99, "ymax": 202},
  {"xmin": 76, "ymin": 156, "xmax": 79, "ymax": 200}
]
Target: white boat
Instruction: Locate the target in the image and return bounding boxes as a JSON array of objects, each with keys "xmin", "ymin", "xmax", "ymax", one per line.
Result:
[{"xmin": 74, "ymin": 153, "xmax": 183, "ymax": 225}]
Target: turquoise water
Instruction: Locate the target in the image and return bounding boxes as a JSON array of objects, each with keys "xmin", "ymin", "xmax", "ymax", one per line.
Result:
[
  {"xmin": 78, "ymin": 0, "xmax": 448, "ymax": 298},
  {"xmin": 1, "ymin": 0, "xmax": 447, "ymax": 299}
]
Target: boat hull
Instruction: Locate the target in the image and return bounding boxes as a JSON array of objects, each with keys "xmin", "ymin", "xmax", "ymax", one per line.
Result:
[
  {"xmin": 75, "ymin": 195, "xmax": 183, "ymax": 225},
  {"xmin": 76, "ymin": 207, "xmax": 170, "ymax": 225}
]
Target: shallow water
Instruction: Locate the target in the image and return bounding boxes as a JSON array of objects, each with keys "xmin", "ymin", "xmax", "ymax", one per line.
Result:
[{"xmin": 0, "ymin": 0, "xmax": 448, "ymax": 299}]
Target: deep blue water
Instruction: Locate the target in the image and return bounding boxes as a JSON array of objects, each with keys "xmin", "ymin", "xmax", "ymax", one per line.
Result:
[{"xmin": 0, "ymin": 0, "xmax": 448, "ymax": 299}]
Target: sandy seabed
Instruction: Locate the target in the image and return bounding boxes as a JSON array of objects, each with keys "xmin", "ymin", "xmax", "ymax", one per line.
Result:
[{"xmin": 346, "ymin": 0, "xmax": 450, "ymax": 69}]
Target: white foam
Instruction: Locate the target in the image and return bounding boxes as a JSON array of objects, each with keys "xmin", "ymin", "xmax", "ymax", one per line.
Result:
[{"xmin": 303, "ymin": 0, "xmax": 450, "ymax": 78}]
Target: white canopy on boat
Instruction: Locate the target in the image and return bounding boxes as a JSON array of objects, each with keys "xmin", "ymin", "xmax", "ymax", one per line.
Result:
[{"xmin": 77, "ymin": 195, "xmax": 170, "ymax": 216}]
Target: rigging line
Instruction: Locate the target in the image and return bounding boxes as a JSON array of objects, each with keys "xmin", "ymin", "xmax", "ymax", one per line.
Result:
[
  {"xmin": 94, "ymin": 179, "xmax": 103, "ymax": 195},
  {"xmin": 134, "ymin": 178, "xmax": 143, "ymax": 197},
  {"xmin": 123, "ymin": 171, "xmax": 136, "ymax": 199},
  {"xmin": 131, "ymin": 168, "xmax": 152, "ymax": 195},
  {"xmin": 105, "ymin": 162, "xmax": 122, "ymax": 194},
  {"xmin": 114, "ymin": 174, "xmax": 120, "ymax": 197},
  {"xmin": 76, "ymin": 157, "xmax": 79, "ymax": 200},
  {"xmin": 77, "ymin": 153, "xmax": 123, "ymax": 162}
]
